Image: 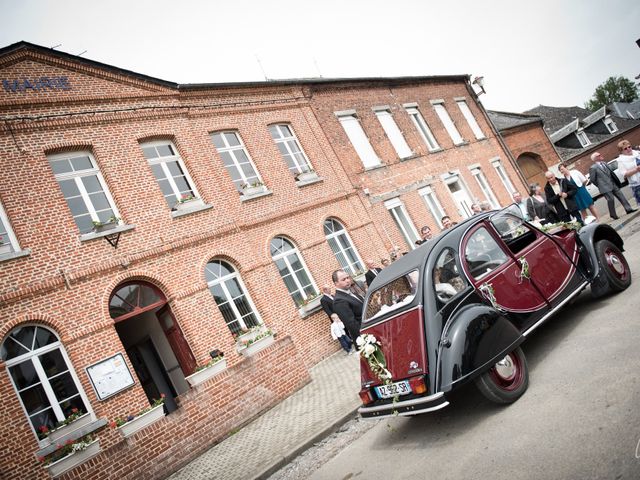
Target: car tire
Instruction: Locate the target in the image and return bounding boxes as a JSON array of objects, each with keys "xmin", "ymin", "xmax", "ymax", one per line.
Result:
[
  {"xmin": 474, "ymin": 347, "xmax": 529, "ymax": 404},
  {"xmin": 594, "ymin": 239, "xmax": 631, "ymax": 293}
]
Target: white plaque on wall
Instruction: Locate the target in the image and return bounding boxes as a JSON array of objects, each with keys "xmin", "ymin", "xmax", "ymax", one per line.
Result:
[{"xmin": 86, "ymin": 353, "xmax": 135, "ymax": 400}]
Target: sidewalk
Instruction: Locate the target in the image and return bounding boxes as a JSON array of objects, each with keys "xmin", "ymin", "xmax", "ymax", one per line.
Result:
[
  {"xmin": 167, "ymin": 351, "xmax": 361, "ymax": 480},
  {"xmin": 167, "ymin": 199, "xmax": 639, "ymax": 480}
]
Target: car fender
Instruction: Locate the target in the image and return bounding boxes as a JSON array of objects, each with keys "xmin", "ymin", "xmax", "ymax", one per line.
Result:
[
  {"xmin": 437, "ymin": 303, "xmax": 522, "ymax": 392},
  {"xmin": 577, "ymin": 223, "xmax": 624, "ymax": 295}
]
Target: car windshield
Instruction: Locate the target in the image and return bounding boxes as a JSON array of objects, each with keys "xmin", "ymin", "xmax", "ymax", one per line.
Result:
[{"xmin": 365, "ymin": 270, "xmax": 419, "ymax": 321}]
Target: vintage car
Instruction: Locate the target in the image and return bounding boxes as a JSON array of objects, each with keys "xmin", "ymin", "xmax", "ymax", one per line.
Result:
[{"xmin": 358, "ymin": 205, "xmax": 631, "ymax": 419}]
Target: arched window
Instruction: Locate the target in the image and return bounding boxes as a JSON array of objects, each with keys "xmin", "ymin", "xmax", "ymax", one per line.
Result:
[
  {"xmin": 109, "ymin": 282, "xmax": 165, "ymax": 321},
  {"xmin": 270, "ymin": 237, "xmax": 318, "ymax": 306},
  {"xmin": 1, "ymin": 326, "xmax": 90, "ymax": 441},
  {"xmin": 323, "ymin": 218, "xmax": 364, "ymax": 275},
  {"xmin": 205, "ymin": 260, "xmax": 262, "ymax": 335}
]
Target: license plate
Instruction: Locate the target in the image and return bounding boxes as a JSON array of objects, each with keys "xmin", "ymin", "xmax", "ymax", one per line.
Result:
[{"xmin": 375, "ymin": 380, "xmax": 411, "ymax": 399}]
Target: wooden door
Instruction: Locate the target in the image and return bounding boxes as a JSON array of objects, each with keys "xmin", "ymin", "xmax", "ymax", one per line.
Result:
[{"xmin": 156, "ymin": 306, "xmax": 197, "ymax": 376}]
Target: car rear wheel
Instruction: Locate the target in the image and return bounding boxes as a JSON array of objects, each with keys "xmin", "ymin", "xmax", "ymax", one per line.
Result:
[
  {"xmin": 475, "ymin": 347, "xmax": 529, "ymax": 404},
  {"xmin": 595, "ymin": 239, "xmax": 631, "ymax": 293}
]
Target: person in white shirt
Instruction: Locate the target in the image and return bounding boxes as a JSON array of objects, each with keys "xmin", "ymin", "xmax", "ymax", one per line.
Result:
[
  {"xmin": 330, "ymin": 314, "xmax": 352, "ymax": 354},
  {"xmin": 512, "ymin": 191, "xmax": 529, "ymax": 220},
  {"xmin": 558, "ymin": 164, "xmax": 599, "ymax": 222},
  {"xmin": 616, "ymin": 139, "xmax": 640, "ymax": 208}
]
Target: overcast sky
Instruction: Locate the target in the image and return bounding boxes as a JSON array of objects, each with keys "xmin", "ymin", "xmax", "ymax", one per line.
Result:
[{"xmin": 1, "ymin": 0, "xmax": 639, "ymax": 112}]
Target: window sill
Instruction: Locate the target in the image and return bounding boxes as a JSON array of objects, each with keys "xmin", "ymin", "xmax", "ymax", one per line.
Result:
[
  {"xmin": 399, "ymin": 153, "xmax": 421, "ymax": 162},
  {"xmin": 364, "ymin": 163, "xmax": 386, "ymax": 172},
  {"xmin": 454, "ymin": 141, "xmax": 469, "ymax": 147},
  {"xmin": 80, "ymin": 224, "xmax": 135, "ymax": 242},
  {"xmin": 240, "ymin": 189, "xmax": 273, "ymax": 202},
  {"xmin": 296, "ymin": 175, "xmax": 323, "ymax": 187},
  {"xmin": 428, "ymin": 148, "xmax": 444, "ymax": 154},
  {"xmin": 298, "ymin": 296, "xmax": 322, "ymax": 318},
  {"xmin": 0, "ymin": 248, "xmax": 31, "ymax": 263},
  {"xmin": 171, "ymin": 203, "xmax": 213, "ymax": 218},
  {"xmin": 36, "ymin": 419, "xmax": 107, "ymax": 458}
]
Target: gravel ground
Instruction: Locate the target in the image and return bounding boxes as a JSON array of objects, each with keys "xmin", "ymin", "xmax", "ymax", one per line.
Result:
[{"xmin": 266, "ymin": 416, "xmax": 379, "ymax": 480}]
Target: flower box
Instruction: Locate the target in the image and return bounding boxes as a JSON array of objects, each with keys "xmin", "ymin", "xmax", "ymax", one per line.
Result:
[
  {"xmin": 236, "ymin": 325, "xmax": 267, "ymax": 344},
  {"xmin": 241, "ymin": 184, "xmax": 267, "ymax": 197},
  {"xmin": 185, "ymin": 358, "xmax": 227, "ymax": 387},
  {"xmin": 295, "ymin": 171, "xmax": 318, "ymax": 183},
  {"xmin": 46, "ymin": 440, "xmax": 100, "ymax": 478},
  {"xmin": 174, "ymin": 197, "xmax": 205, "ymax": 212},
  {"xmin": 46, "ymin": 413, "xmax": 93, "ymax": 444},
  {"xmin": 92, "ymin": 221, "xmax": 117, "ymax": 233},
  {"xmin": 239, "ymin": 334, "xmax": 275, "ymax": 357},
  {"xmin": 117, "ymin": 404, "xmax": 165, "ymax": 438},
  {"xmin": 298, "ymin": 296, "xmax": 321, "ymax": 317}
]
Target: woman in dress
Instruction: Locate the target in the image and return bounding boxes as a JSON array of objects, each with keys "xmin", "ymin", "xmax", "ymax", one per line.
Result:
[
  {"xmin": 558, "ymin": 164, "xmax": 599, "ymax": 222},
  {"xmin": 526, "ymin": 183, "xmax": 557, "ymax": 224}
]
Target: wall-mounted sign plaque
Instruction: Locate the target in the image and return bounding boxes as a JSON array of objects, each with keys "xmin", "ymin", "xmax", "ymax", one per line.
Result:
[{"xmin": 86, "ymin": 352, "xmax": 135, "ymax": 400}]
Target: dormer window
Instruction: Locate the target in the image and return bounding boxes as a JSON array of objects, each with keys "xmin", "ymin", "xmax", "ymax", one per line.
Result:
[
  {"xmin": 576, "ymin": 129, "xmax": 591, "ymax": 147},
  {"xmin": 603, "ymin": 115, "xmax": 618, "ymax": 134}
]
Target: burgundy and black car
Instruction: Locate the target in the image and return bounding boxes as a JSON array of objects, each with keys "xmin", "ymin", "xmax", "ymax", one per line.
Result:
[{"xmin": 358, "ymin": 205, "xmax": 631, "ymax": 419}]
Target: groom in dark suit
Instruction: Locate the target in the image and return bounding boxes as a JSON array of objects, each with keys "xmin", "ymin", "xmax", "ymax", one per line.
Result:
[{"xmin": 332, "ymin": 269, "xmax": 364, "ymax": 342}]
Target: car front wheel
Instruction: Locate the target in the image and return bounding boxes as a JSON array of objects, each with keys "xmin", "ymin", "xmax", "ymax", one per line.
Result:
[
  {"xmin": 594, "ymin": 239, "xmax": 631, "ymax": 293},
  {"xmin": 475, "ymin": 347, "xmax": 529, "ymax": 404}
]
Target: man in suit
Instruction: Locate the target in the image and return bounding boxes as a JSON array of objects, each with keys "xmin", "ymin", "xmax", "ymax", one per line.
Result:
[
  {"xmin": 589, "ymin": 152, "xmax": 636, "ymax": 220},
  {"xmin": 319, "ymin": 284, "xmax": 335, "ymax": 323},
  {"xmin": 544, "ymin": 171, "xmax": 581, "ymax": 223},
  {"xmin": 332, "ymin": 269, "xmax": 364, "ymax": 342},
  {"xmin": 415, "ymin": 225, "xmax": 433, "ymax": 246},
  {"xmin": 364, "ymin": 259, "xmax": 382, "ymax": 287}
]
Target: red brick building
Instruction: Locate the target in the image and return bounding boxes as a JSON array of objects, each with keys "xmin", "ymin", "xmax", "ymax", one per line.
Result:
[{"xmin": 0, "ymin": 42, "xmax": 525, "ymax": 479}]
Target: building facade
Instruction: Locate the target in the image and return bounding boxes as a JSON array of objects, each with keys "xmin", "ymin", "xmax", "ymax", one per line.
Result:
[{"xmin": 0, "ymin": 42, "xmax": 524, "ymax": 479}]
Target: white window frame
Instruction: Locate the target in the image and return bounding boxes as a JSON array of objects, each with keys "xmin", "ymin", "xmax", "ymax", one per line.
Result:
[
  {"xmin": 373, "ymin": 107, "xmax": 413, "ymax": 159},
  {"xmin": 384, "ymin": 198, "xmax": 420, "ymax": 249},
  {"xmin": 491, "ymin": 158, "xmax": 516, "ymax": 196},
  {"xmin": 470, "ymin": 166, "xmax": 500, "ymax": 209},
  {"xmin": 336, "ymin": 112, "xmax": 381, "ymax": 169},
  {"xmin": 205, "ymin": 260, "xmax": 263, "ymax": 334},
  {"xmin": 141, "ymin": 140, "xmax": 200, "ymax": 208},
  {"xmin": 2, "ymin": 325, "xmax": 93, "ymax": 446},
  {"xmin": 0, "ymin": 201, "xmax": 20, "ymax": 256},
  {"xmin": 443, "ymin": 172, "xmax": 475, "ymax": 218},
  {"xmin": 323, "ymin": 218, "xmax": 364, "ymax": 276},
  {"xmin": 456, "ymin": 99, "xmax": 485, "ymax": 140},
  {"xmin": 269, "ymin": 124, "xmax": 313, "ymax": 175},
  {"xmin": 432, "ymin": 101, "xmax": 464, "ymax": 145},
  {"xmin": 270, "ymin": 237, "xmax": 319, "ymax": 306},
  {"xmin": 418, "ymin": 186, "xmax": 446, "ymax": 228},
  {"xmin": 405, "ymin": 105, "xmax": 440, "ymax": 151},
  {"xmin": 211, "ymin": 131, "xmax": 264, "ymax": 193},
  {"xmin": 603, "ymin": 116, "xmax": 618, "ymax": 133},
  {"xmin": 576, "ymin": 129, "xmax": 591, "ymax": 147},
  {"xmin": 48, "ymin": 151, "xmax": 121, "ymax": 234}
]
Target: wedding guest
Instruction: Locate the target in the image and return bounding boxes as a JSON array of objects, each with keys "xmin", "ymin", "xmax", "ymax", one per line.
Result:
[
  {"xmin": 512, "ymin": 191, "xmax": 529, "ymax": 220},
  {"xmin": 588, "ymin": 151, "xmax": 636, "ymax": 219},
  {"xmin": 330, "ymin": 314, "xmax": 352, "ymax": 354},
  {"xmin": 526, "ymin": 183, "xmax": 557, "ymax": 224},
  {"xmin": 544, "ymin": 171, "xmax": 581, "ymax": 224},
  {"xmin": 470, "ymin": 203, "xmax": 482, "ymax": 215},
  {"xmin": 558, "ymin": 164, "xmax": 599, "ymax": 222},
  {"xmin": 616, "ymin": 139, "xmax": 640, "ymax": 208}
]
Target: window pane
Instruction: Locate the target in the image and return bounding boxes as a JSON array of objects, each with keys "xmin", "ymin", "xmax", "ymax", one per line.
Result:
[
  {"xmin": 33, "ymin": 328, "xmax": 57, "ymax": 350},
  {"xmin": 150, "ymin": 163, "xmax": 166, "ymax": 180},
  {"xmin": 268, "ymin": 126, "xmax": 280, "ymax": 139},
  {"xmin": 65, "ymin": 196, "xmax": 89, "ymax": 217},
  {"xmin": 166, "ymin": 160, "xmax": 185, "ymax": 177},
  {"xmin": 59, "ymin": 395, "xmax": 86, "ymax": 417},
  {"xmin": 226, "ymin": 278, "xmax": 242, "ymax": 299},
  {"xmin": 217, "ymin": 301, "xmax": 236, "ymax": 324},
  {"xmin": 173, "ymin": 176, "xmax": 191, "ymax": 193},
  {"xmin": 142, "ymin": 146, "xmax": 158, "ymax": 159},
  {"xmin": 218, "ymin": 151, "xmax": 235, "ymax": 167},
  {"xmin": 49, "ymin": 159, "xmax": 72, "ymax": 175},
  {"xmin": 11, "ymin": 327, "xmax": 35, "ymax": 352},
  {"xmin": 224, "ymin": 132, "xmax": 240, "ymax": 146},
  {"xmin": 139, "ymin": 285, "xmax": 161, "ymax": 307},
  {"xmin": 20, "ymin": 384, "xmax": 51, "ymax": 415},
  {"xmin": 209, "ymin": 284, "xmax": 228, "ymax": 305},
  {"xmin": 156, "ymin": 144, "xmax": 174, "ymax": 157},
  {"xmin": 49, "ymin": 372, "xmax": 79, "ymax": 402},
  {"xmin": 75, "ymin": 215, "xmax": 94, "ymax": 234},
  {"xmin": 70, "ymin": 156, "xmax": 93, "ymax": 171},
  {"xmin": 30, "ymin": 408, "xmax": 56, "ymax": 433},
  {"xmin": 465, "ymin": 228, "xmax": 509, "ymax": 279},
  {"xmin": 39, "ymin": 350, "xmax": 68, "ymax": 378},
  {"xmin": 211, "ymin": 133, "xmax": 225, "ymax": 149},
  {"xmin": 158, "ymin": 178, "xmax": 174, "ymax": 196},
  {"xmin": 59, "ymin": 179, "xmax": 80, "ymax": 198},
  {"xmin": 9, "ymin": 361, "xmax": 39, "ymax": 389},
  {"xmin": 89, "ymin": 192, "xmax": 110, "ymax": 211},
  {"xmin": 81, "ymin": 175, "xmax": 102, "ymax": 194}
]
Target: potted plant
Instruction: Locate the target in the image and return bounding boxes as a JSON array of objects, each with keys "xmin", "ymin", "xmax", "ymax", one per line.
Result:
[
  {"xmin": 92, "ymin": 216, "xmax": 120, "ymax": 233},
  {"xmin": 237, "ymin": 328, "xmax": 275, "ymax": 357},
  {"xmin": 185, "ymin": 353, "xmax": 227, "ymax": 387},
  {"xmin": 241, "ymin": 181, "xmax": 267, "ymax": 197},
  {"xmin": 37, "ymin": 408, "xmax": 93, "ymax": 445},
  {"xmin": 39, "ymin": 434, "xmax": 100, "ymax": 478},
  {"xmin": 109, "ymin": 395, "xmax": 166, "ymax": 438}
]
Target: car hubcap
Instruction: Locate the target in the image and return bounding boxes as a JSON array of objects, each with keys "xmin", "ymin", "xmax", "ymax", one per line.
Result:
[
  {"xmin": 489, "ymin": 352, "xmax": 523, "ymax": 391},
  {"xmin": 605, "ymin": 248, "xmax": 626, "ymax": 279}
]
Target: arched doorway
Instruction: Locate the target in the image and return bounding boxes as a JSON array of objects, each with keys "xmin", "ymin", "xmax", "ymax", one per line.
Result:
[
  {"xmin": 109, "ymin": 281, "xmax": 196, "ymax": 412},
  {"xmin": 517, "ymin": 153, "xmax": 548, "ymax": 191}
]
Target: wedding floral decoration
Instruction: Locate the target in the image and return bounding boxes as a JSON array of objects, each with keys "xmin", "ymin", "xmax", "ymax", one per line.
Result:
[
  {"xmin": 518, "ymin": 256, "xmax": 531, "ymax": 283},
  {"xmin": 479, "ymin": 282, "xmax": 505, "ymax": 312},
  {"xmin": 539, "ymin": 221, "xmax": 582, "ymax": 234},
  {"xmin": 109, "ymin": 394, "xmax": 165, "ymax": 429},
  {"xmin": 356, "ymin": 334, "xmax": 392, "ymax": 385}
]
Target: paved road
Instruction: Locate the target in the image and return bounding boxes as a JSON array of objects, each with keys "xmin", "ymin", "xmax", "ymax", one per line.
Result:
[{"xmin": 306, "ymin": 229, "xmax": 640, "ymax": 480}]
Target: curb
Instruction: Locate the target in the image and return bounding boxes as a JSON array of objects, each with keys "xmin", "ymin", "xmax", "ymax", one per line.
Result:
[{"xmin": 252, "ymin": 405, "xmax": 360, "ymax": 480}]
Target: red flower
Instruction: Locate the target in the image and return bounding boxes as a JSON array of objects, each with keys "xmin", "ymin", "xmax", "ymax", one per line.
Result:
[
  {"xmin": 160, "ymin": 393, "xmax": 166, "ymax": 399},
  {"xmin": 37, "ymin": 456, "xmax": 45, "ymax": 463},
  {"xmin": 71, "ymin": 407, "xmax": 79, "ymax": 414},
  {"xmin": 65, "ymin": 439, "xmax": 74, "ymax": 445},
  {"xmin": 108, "ymin": 421, "xmax": 117, "ymax": 429},
  {"xmin": 38, "ymin": 425, "xmax": 49, "ymax": 433}
]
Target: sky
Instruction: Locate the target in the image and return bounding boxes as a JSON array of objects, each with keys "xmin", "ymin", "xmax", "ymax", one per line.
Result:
[{"xmin": 1, "ymin": 0, "xmax": 639, "ymax": 112}]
